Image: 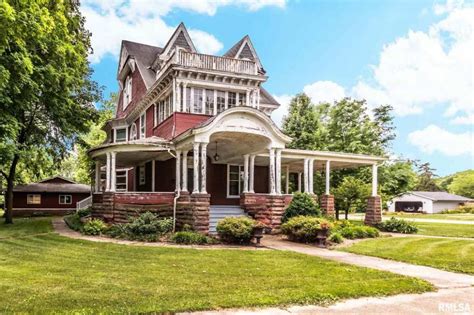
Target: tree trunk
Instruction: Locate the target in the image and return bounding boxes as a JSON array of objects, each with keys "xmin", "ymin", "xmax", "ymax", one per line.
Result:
[
  {"xmin": 4, "ymin": 154, "xmax": 19, "ymax": 224},
  {"xmin": 335, "ymin": 208, "xmax": 339, "ymax": 220}
]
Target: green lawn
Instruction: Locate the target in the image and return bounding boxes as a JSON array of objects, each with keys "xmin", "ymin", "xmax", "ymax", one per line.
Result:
[
  {"xmin": 0, "ymin": 217, "xmax": 52, "ymax": 239},
  {"xmin": 0, "ymin": 218, "xmax": 433, "ymax": 313},
  {"xmin": 351, "ymin": 212, "xmax": 474, "ymax": 221},
  {"xmin": 340, "ymin": 237, "xmax": 474, "ymax": 274}
]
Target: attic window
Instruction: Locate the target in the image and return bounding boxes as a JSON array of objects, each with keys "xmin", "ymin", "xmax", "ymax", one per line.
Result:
[{"xmin": 123, "ymin": 76, "xmax": 132, "ymax": 109}]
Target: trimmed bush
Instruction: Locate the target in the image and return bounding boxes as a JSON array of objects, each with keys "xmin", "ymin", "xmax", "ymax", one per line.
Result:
[
  {"xmin": 377, "ymin": 217, "xmax": 418, "ymax": 234},
  {"xmin": 64, "ymin": 213, "xmax": 83, "ymax": 232},
  {"xmin": 328, "ymin": 232, "xmax": 344, "ymax": 244},
  {"xmin": 216, "ymin": 217, "xmax": 256, "ymax": 244},
  {"xmin": 83, "ymin": 219, "xmax": 107, "ymax": 236},
  {"xmin": 104, "ymin": 212, "xmax": 173, "ymax": 242},
  {"xmin": 282, "ymin": 192, "xmax": 321, "ymax": 223},
  {"xmin": 281, "ymin": 216, "xmax": 333, "ymax": 243},
  {"xmin": 77, "ymin": 207, "xmax": 92, "ymax": 218},
  {"xmin": 440, "ymin": 205, "xmax": 474, "ymax": 214},
  {"xmin": 170, "ymin": 231, "xmax": 217, "ymax": 245},
  {"xmin": 338, "ymin": 225, "xmax": 379, "ymax": 239}
]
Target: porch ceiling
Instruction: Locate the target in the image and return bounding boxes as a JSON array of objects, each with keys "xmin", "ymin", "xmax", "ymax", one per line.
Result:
[{"xmin": 95, "ymin": 150, "xmax": 173, "ymax": 167}]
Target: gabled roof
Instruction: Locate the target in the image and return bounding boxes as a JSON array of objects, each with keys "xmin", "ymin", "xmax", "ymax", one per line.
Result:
[
  {"xmin": 120, "ymin": 40, "xmax": 163, "ymax": 88},
  {"xmin": 12, "ymin": 176, "xmax": 90, "ymax": 193},
  {"xmin": 409, "ymin": 191, "xmax": 473, "ymax": 202},
  {"xmin": 161, "ymin": 22, "xmax": 196, "ymax": 56},
  {"xmin": 223, "ymin": 35, "xmax": 264, "ymax": 73}
]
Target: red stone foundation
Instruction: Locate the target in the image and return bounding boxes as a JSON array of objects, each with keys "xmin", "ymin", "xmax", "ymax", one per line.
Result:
[
  {"xmin": 364, "ymin": 196, "xmax": 382, "ymax": 225},
  {"xmin": 320, "ymin": 194, "xmax": 335, "ymax": 217},
  {"xmin": 240, "ymin": 193, "xmax": 287, "ymax": 231}
]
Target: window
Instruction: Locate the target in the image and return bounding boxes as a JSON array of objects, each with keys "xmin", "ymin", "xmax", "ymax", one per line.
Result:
[
  {"xmin": 59, "ymin": 195, "xmax": 72, "ymax": 205},
  {"xmin": 139, "ymin": 113, "xmax": 145, "ymax": 139},
  {"xmin": 227, "ymin": 165, "xmax": 244, "ymax": 197},
  {"xmin": 228, "ymin": 92, "xmax": 236, "ymax": 108},
  {"xmin": 238, "ymin": 92, "xmax": 247, "ymax": 106},
  {"xmin": 115, "ymin": 128, "xmax": 127, "ymax": 143},
  {"xmin": 185, "ymin": 87, "xmax": 191, "ymax": 113},
  {"xmin": 116, "ymin": 170, "xmax": 127, "ymax": 191},
  {"xmin": 193, "ymin": 88, "xmax": 203, "ymax": 113},
  {"xmin": 216, "ymin": 90, "xmax": 225, "ymax": 113},
  {"xmin": 205, "ymin": 89, "xmax": 214, "ymax": 115},
  {"xmin": 123, "ymin": 76, "xmax": 132, "ymax": 108},
  {"xmin": 27, "ymin": 194, "xmax": 41, "ymax": 205},
  {"xmin": 139, "ymin": 165, "xmax": 146, "ymax": 185},
  {"xmin": 130, "ymin": 123, "xmax": 137, "ymax": 140}
]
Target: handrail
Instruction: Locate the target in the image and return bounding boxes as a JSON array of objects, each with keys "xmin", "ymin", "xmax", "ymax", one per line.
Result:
[
  {"xmin": 76, "ymin": 196, "xmax": 92, "ymax": 211},
  {"xmin": 177, "ymin": 50, "xmax": 258, "ymax": 75}
]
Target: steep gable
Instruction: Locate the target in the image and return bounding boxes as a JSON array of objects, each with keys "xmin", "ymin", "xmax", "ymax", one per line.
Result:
[
  {"xmin": 161, "ymin": 23, "xmax": 196, "ymax": 56},
  {"xmin": 223, "ymin": 35, "xmax": 264, "ymax": 73}
]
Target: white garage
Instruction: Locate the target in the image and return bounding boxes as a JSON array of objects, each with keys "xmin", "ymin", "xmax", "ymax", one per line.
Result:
[{"xmin": 387, "ymin": 191, "xmax": 472, "ymax": 214}]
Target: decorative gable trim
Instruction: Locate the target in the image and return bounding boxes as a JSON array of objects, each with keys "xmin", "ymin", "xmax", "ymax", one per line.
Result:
[
  {"xmin": 161, "ymin": 22, "xmax": 197, "ymax": 57},
  {"xmin": 224, "ymin": 35, "xmax": 263, "ymax": 72}
]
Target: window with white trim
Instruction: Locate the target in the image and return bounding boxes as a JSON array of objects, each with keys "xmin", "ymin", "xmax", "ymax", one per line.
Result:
[
  {"xmin": 193, "ymin": 88, "xmax": 203, "ymax": 113},
  {"xmin": 216, "ymin": 90, "xmax": 225, "ymax": 113},
  {"xmin": 27, "ymin": 194, "xmax": 41, "ymax": 205},
  {"xmin": 205, "ymin": 89, "xmax": 214, "ymax": 115},
  {"xmin": 139, "ymin": 166, "xmax": 146, "ymax": 185},
  {"xmin": 115, "ymin": 128, "xmax": 127, "ymax": 143},
  {"xmin": 228, "ymin": 92, "xmax": 236, "ymax": 108},
  {"xmin": 130, "ymin": 123, "xmax": 137, "ymax": 140},
  {"xmin": 59, "ymin": 195, "xmax": 72, "ymax": 205},
  {"xmin": 139, "ymin": 113, "xmax": 146, "ymax": 139},
  {"xmin": 227, "ymin": 165, "xmax": 244, "ymax": 197},
  {"xmin": 116, "ymin": 170, "xmax": 127, "ymax": 191},
  {"xmin": 238, "ymin": 92, "xmax": 246, "ymax": 106},
  {"xmin": 123, "ymin": 76, "xmax": 132, "ymax": 108}
]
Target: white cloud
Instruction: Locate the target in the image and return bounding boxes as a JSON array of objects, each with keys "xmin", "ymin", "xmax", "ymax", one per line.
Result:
[
  {"xmin": 303, "ymin": 81, "xmax": 345, "ymax": 104},
  {"xmin": 450, "ymin": 114, "xmax": 474, "ymax": 125},
  {"xmin": 271, "ymin": 94, "xmax": 293, "ymax": 127},
  {"xmin": 352, "ymin": 3, "xmax": 473, "ymax": 120},
  {"xmin": 408, "ymin": 124, "xmax": 474, "ymax": 156},
  {"xmin": 81, "ymin": 0, "xmax": 285, "ymax": 63}
]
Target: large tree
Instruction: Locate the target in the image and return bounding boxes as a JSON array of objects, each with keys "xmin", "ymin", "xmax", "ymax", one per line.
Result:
[
  {"xmin": 414, "ymin": 162, "xmax": 441, "ymax": 191},
  {"xmin": 0, "ymin": 0, "xmax": 100, "ymax": 223}
]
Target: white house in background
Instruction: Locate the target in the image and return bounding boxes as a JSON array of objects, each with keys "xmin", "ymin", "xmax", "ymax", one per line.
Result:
[{"xmin": 388, "ymin": 191, "xmax": 473, "ymax": 214}]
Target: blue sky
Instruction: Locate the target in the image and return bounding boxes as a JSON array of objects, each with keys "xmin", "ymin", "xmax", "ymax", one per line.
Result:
[{"xmin": 83, "ymin": 0, "xmax": 473, "ymax": 176}]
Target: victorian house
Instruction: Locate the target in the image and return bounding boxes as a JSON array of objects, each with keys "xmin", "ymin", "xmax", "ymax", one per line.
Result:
[{"xmin": 89, "ymin": 23, "xmax": 384, "ymax": 233}]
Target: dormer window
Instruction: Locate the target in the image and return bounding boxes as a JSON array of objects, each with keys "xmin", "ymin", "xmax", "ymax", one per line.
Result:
[
  {"xmin": 139, "ymin": 113, "xmax": 146, "ymax": 139},
  {"xmin": 115, "ymin": 128, "xmax": 127, "ymax": 143},
  {"xmin": 123, "ymin": 76, "xmax": 132, "ymax": 109}
]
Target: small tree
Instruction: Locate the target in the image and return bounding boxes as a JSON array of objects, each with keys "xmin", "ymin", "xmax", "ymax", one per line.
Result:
[
  {"xmin": 282, "ymin": 192, "xmax": 320, "ymax": 223},
  {"xmin": 333, "ymin": 177, "xmax": 371, "ymax": 220}
]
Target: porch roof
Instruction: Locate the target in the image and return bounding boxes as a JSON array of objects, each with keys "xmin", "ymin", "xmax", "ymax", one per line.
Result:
[{"xmin": 88, "ymin": 136, "xmax": 172, "ymax": 160}]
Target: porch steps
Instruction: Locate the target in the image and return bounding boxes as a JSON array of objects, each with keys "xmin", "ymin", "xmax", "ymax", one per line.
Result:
[{"xmin": 209, "ymin": 205, "xmax": 247, "ymax": 233}]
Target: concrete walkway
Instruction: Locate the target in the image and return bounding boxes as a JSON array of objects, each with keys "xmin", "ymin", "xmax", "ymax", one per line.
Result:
[
  {"xmin": 348, "ymin": 214, "xmax": 474, "ymax": 225},
  {"xmin": 262, "ymin": 236, "xmax": 474, "ymax": 289},
  {"xmin": 182, "ymin": 287, "xmax": 474, "ymax": 314}
]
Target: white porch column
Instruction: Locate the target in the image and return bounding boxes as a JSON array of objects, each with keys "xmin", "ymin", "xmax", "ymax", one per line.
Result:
[
  {"xmin": 325, "ymin": 160, "xmax": 331, "ymax": 195},
  {"xmin": 110, "ymin": 152, "xmax": 116, "ymax": 192},
  {"xmin": 176, "ymin": 82, "xmax": 182, "ymax": 112},
  {"xmin": 249, "ymin": 154, "xmax": 255, "ymax": 193},
  {"xmin": 152, "ymin": 159, "xmax": 156, "ymax": 192},
  {"xmin": 94, "ymin": 160, "xmax": 101, "ymax": 192},
  {"xmin": 285, "ymin": 165, "xmax": 290, "ymax": 194},
  {"xmin": 175, "ymin": 150, "xmax": 181, "ymax": 192},
  {"xmin": 172, "ymin": 78, "xmax": 177, "ymax": 112},
  {"xmin": 200, "ymin": 143, "xmax": 207, "ymax": 193},
  {"xmin": 297, "ymin": 172, "xmax": 302, "ymax": 192},
  {"xmin": 303, "ymin": 158, "xmax": 309, "ymax": 193},
  {"xmin": 275, "ymin": 149, "xmax": 282, "ymax": 195},
  {"xmin": 182, "ymin": 150, "xmax": 188, "ymax": 192},
  {"xmin": 193, "ymin": 143, "xmax": 200, "ymax": 193},
  {"xmin": 269, "ymin": 148, "xmax": 276, "ymax": 195},
  {"xmin": 372, "ymin": 164, "xmax": 378, "ymax": 197},
  {"xmin": 105, "ymin": 153, "xmax": 111, "ymax": 192},
  {"xmin": 243, "ymin": 154, "xmax": 249, "ymax": 193},
  {"xmin": 309, "ymin": 158, "xmax": 314, "ymax": 194}
]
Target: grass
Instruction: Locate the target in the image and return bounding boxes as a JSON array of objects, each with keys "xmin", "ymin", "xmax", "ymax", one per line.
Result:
[
  {"xmin": 0, "ymin": 217, "xmax": 52, "ymax": 239},
  {"xmin": 340, "ymin": 237, "xmax": 474, "ymax": 274},
  {"xmin": 351, "ymin": 212, "xmax": 474, "ymax": 221},
  {"xmin": 0, "ymin": 218, "xmax": 433, "ymax": 313}
]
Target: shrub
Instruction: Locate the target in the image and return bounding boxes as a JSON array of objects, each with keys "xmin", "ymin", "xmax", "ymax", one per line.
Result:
[
  {"xmin": 328, "ymin": 232, "xmax": 344, "ymax": 244},
  {"xmin": 440, "ymin": 205, "xmax": 474, "ymax": 214},
  {"xmin": 338, "ymin": 225, "xmax": 379, "ymax": 239},
  {"xmin": 282, "ymin": 192, "xmax": 321, "ymax": 223},
  {"xmin": 216, "ymin": 217, "xmax": 256, "ymax": 244},
  {"xmin": 64, "ymin": 213, "xmax": 83, "ymax": 232},
  {"xmin": 82, "ymin": 219, "xmax": 107, "ymax": 236},
  {"xmin": 114, "ymin": 212, "xmax": 173, "ymax": 242},
  {"xmin": 77, "ymin": 207, "xmax": 91, "ymax": 218},
  {"xmin": 281, "ymin": 216, "xmax": 333, "ymax": 243},
  {"xmin": 377, "ymin": 217, "xmax": 418, "ymax": 234},
  {"xmin": 170, "ymin": 231, "xmax": 217, "ymax": 245}
]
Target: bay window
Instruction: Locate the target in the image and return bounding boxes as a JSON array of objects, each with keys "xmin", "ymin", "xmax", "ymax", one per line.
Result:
[
  {"xmin": 193, "ymin": 88, "xmax": 203, "ymax": 113},
  {"xmin": 205, "ymin": 89, "xmax": 214, "ymax": 115},
  {"xmin": 228, "ymin": 92, "xmax": 236, "ymax": 108},
  {"xmin": 216, "ymin": 90, "xmax": 225, "ymax": 113}
]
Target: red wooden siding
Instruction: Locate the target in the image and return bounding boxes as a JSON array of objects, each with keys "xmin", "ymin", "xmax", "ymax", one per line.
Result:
[
  {"xmin": 153, "ymin": 112, "xmax": 212, "ymax": 140},
  {"xmin": 116, "ymin": 68, "xmax": 147, "ymax": 119},
  {"xmin": 13, "ymin": 192, "xmax": 90, "ymax": 209}
]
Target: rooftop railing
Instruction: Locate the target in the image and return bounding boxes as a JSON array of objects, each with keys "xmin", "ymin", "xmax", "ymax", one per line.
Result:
[{"xmin": 176, "ymin": 50, "xmax": 258, "ymax": 75}]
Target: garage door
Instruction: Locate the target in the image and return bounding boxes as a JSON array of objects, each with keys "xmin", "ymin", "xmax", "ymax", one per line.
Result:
[{"xmin": 395, "ymin": 201, "xmax": 423, "ymax": 212}]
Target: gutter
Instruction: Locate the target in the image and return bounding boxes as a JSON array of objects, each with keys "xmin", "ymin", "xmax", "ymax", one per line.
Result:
[{"xmin": 167, "ymin": 149, "xmax": 179, "ymax": 232}]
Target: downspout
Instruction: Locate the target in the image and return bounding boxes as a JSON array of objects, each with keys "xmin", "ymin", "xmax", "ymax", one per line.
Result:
[{"xmin": 168, "ymin": 149, "xmax": 179, "ymax": 232}]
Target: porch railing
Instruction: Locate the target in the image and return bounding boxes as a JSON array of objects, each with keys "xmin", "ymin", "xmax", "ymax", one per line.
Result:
[
  {"xmin": 76, "ymin": 195, "xmax": 92, "ymax": 211},
  {"xmin": 177, "ymin": 50, "xmax": 258, "ymax": 75}
]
